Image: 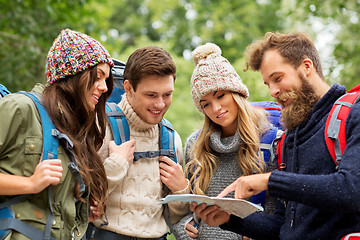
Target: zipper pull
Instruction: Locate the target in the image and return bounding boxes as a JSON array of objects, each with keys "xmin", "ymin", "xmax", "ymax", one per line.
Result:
[{"xmin": 290, "ymin": 208, "xmax": 295, "ymax": 228}]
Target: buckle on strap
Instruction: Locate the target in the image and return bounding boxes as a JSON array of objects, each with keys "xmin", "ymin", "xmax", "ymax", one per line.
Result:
[
  {"xmin": 51, "ymin": 129, "xmax": 74, "ymax": 149},
  {"xmin": 160, "ymin": 149, "xmax": 175, "ymax": 158},
  {"xmin": 68, "ymin": 162, "xmax": 80, "ymax": 174},
  {"xmin": 146, "ymin": 151, "xmax": 158, "ymax": 158},
  {"xmin": 68, "ymin": 161, "xmax": 86, "ymax": 193}
]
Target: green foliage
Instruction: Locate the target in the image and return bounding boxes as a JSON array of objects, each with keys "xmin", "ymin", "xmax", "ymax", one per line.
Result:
[
  {"xmin": 283, "ymin": 0, "xmax": 360, "ymax": 89},
  {"xmin": 188, "ymin": 0, "xmax": 284, "ymax": 62},
  {"xmin": 1, "ymin": 0, "xmax": 359, "ymax": 143},
  {"xmin": 0, "ymin": 0, "xmax": 98, "ymax": 92},
  {"xmin": 1, "ymin": 2, "xmax": 359, "ymax": 237}
]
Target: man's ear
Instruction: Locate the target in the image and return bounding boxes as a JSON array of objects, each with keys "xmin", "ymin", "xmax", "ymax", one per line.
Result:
[
  {"xmin": 124, "ymin": 80, "xmax": 132, "ymax": 96},
  {"xmin": 302, "ymin": 58, "xmax": 314, "ymax": 77}
]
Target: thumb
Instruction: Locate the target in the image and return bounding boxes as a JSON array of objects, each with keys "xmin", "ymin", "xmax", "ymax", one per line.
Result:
[
  {"xmin": 127, "ymin": 139, "xmax": 136, "ymax": 146},
  {"xmin": 217, "ymin": 181, "xmax": 236, "ymax": 198}
]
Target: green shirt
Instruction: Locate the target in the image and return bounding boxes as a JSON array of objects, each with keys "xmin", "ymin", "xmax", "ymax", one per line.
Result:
[{"xmin": 0, "ymin": 84, "xmax": 88, "ymax": 240}]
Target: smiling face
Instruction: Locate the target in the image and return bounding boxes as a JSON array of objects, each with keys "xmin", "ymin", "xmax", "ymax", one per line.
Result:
[
  {"xmin": 125, "ymin": 74, "xmax": 174, "ymax": 125},
  {"xmin": 260, "ymin": 50, "xmax": 320, "ymax": 130},
  {"xmin": 200, "ymin": 90, "xmax": 238, "ymax": 137},
  {"xmin": 260, "ymin": 50, "xmax": 303, "ymax": 105},
  {"xmin": 87, "ymin": 62, "xmax": 110, "ymax": 111}
]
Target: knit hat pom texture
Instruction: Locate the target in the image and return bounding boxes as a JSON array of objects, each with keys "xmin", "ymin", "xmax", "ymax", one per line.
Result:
[{"xmin": 192, "ymin": 43, "xmax": 222, "ymax": 65}]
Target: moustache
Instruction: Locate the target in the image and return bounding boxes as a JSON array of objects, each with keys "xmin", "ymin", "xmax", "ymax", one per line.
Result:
[{"xmin": 277, "ymin": 91, "xmax": 297, "ymax": 106}]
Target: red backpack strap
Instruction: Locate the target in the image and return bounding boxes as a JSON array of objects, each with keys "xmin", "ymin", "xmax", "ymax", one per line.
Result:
[
  {"xmin": 348, "ymin": 83, "xmax": 360, "ymax": 93},
  {"xmin": 276, "ymin": 131, "xmax": 287, "ymax": 171},
  {"xmin": 340, "ymin": 233, "xmax": 360, "ymax": 240},
  {"xmin": 325, "ymin": 85, "xmax": 360, "ymax": 166}
]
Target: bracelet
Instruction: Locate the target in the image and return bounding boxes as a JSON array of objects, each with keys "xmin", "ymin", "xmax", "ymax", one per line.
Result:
[{"xmin": 193, "ymin": 211, "xmax": 201, "ymax": 225}]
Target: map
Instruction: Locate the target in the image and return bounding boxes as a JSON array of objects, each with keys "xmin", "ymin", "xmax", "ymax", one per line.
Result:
[{"xmin": 159, "ymin": 194, "xmax": 263, "ymax": 218}]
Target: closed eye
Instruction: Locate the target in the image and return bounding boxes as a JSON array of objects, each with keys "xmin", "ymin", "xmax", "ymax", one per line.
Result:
[
  {"xmin": 274, "ymin": 75, "xmax": 281, "ymax": 82},
  {"xmin": 201, "ymin": 102, "xmax": 209, "ymax": 108},
  {"xmin": 218, "ymin": 93, "xmax": 225, "ymax": 99}
]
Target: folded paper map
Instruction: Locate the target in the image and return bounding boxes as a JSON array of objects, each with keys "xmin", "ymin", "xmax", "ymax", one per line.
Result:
[{"xmin": 159, "ymin": 194, "xmax": 263, "ymax": 219}]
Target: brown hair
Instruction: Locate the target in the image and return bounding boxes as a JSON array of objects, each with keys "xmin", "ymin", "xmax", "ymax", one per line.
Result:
[
  {"xmin": 42, "ymin": 65, "xmax": 113, "ymax": 214},
  {"xmin": 245, "ymin": 32, "xmax": 324, "ymax": 80},
  {"xmin": 123, "ymin": 46, "xmax": 176, "ymax": 91}
]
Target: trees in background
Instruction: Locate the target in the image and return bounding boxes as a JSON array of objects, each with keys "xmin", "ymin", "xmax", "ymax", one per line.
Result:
[
  {"xmin": 281, "ymin": 0, "xmax": 360, "ymax": 89},
  {"xmin": 1, "ymin": 0, "xmax": 359, "ymax": 142},
  {"xmin": 0, "ymin": 0, "xmax": 100, "ymax": 92}
]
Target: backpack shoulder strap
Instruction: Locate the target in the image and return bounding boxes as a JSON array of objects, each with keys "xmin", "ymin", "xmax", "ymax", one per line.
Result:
[
  {"xmin": 275, "ymin": 130, "xmax": 287, "ymax": 171},
  {"xmin": 159, "ymin": 118, "xmax": 177, "ymax": 163},
  {"xmin": 21, "ymin": 92, "xmax": 59, "ymax": 161},
  {"xmin": 0, "ymin": 84, "xmax": 11, "ymax": 99},
  {"xmin": 259, "ymin": 124, "xmax": 278, "ymax": 165},
  {"xmin": 105, "ymin": 103, "xmax": 177, "ymax": 163},
  {"xmin": 325, "ymin": 85, "xmax": 360, "ymax": 166},
  {"xmin": 20, "ymin": 92, "xmax": 85, "ymax": 192},
  {"xmin": 251, "ymin": 125, "xmax": 280, "ymax": 206},
  {"xmin": 132, "ymin": 118, "xmax": 177, "ymax": 162},
  {"xmin": 105, "ymin": 102, "xmax": 130, "ymax": 145},
  {"xmin": 251, "ymin": 124, "xmax": 283, "ymax": 207}
]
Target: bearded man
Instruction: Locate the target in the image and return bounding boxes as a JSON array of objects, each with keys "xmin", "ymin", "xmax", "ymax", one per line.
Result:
[{"xmin": 189, "ymin": 32, "xmax": 360, "ymax": 240}]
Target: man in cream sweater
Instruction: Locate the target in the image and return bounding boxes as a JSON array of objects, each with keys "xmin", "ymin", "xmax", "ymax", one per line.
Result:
[{"xmin": 91, "ymin": 46, "xmax": 189, "ymax": 240}]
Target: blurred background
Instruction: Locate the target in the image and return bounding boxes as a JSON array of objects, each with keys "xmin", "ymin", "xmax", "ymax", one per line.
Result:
[{"xmin": 1, "ymin": 0, "xmax": 359, "ymax": 145}]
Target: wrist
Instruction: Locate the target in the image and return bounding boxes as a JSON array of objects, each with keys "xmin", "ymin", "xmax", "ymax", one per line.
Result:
[
  {"xmin": 263, "ymin": 172, "xmax": 271, "ymax": 190},
  {"xmin": 25, "ymin": 176, "xmax": 38, "ymax": 194},
  {"xmin": 173, "ymin": 179, "xmax": 189, "ymax": 194}
]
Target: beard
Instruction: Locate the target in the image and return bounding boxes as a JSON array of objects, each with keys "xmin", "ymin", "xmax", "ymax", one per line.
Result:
[{"xmin": 277, "ymin": 72, "xmax": 320, "ymax": 131}]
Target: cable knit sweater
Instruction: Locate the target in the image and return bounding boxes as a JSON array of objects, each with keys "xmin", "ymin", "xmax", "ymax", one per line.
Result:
[
  {"xmin": 95, "ymin": 94, "xmax": 190, "ymax": 238},
  {"xmin": 173, "ymin": 130, "xmax": 245, "ymax": 240}
]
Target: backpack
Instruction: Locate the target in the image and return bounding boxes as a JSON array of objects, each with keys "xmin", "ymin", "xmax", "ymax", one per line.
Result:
[
  {"xmin": 0, "ymin": 89, "xmax": 85, "ymax": 240},
  {"xmin": 249, "ymin": 101, "xmax": 284, "ymax": 206},
  {"xmin": 276, "ymin": 83, "xmax": 360, "ymax": 171},
  {"xmin": 107, "ymin": 58, "xmax": 126, "ymax": 104},
  {"xmin": 105, "ymin": 58, "xmax": 177, "ymax": 163}
]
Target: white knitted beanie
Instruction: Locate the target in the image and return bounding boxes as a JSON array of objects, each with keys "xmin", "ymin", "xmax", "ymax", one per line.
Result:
[{"xmin": 190, "ymin": 43, "xmax": 249, "ymax": 113}]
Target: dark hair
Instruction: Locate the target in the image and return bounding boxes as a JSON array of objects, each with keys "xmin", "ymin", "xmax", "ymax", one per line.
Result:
[
  {"xmin": 245, "ymin": 32, "xmax": 324, "ymax": 80},
  {"xmin": 42, "ymin": 65, "xmax": 113, "ymax": 214},
  {"xmin": 123, "ymin": 46, "xmax": 176, "ymax": 91}
]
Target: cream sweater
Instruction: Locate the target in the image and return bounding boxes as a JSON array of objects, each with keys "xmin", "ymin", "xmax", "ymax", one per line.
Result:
[{"xmin": 95, "ymin": 94, "xmax": 189, "ymax": 238}]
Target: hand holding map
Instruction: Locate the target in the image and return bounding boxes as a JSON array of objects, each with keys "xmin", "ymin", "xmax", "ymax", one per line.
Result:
[{"xmin": 159, "ymin": 194, "xmax": 263, "ymax": 218}]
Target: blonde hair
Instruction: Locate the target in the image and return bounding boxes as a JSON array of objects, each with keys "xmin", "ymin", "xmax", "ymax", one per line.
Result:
[{"xmin": 186, "ymin": 93, "xmax": 269, "ymax": 195}]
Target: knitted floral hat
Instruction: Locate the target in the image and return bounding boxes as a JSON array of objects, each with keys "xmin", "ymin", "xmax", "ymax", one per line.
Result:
[
  {"xmin": 45, "ymin": 28, "xmax": 114, "ymax": 84},
  {"xmin": 190, "ymin": 43, "xmax": 249, "ymax": 113}
]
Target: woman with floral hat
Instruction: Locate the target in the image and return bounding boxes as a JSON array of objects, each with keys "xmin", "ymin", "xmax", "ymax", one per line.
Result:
[
  {"xmin": 0, "ymin": 29, "xmax": 113, "ymax": 239},
  {"xmin": 172, "ymin": 43, "xmax": 275, "ymax": 240}
]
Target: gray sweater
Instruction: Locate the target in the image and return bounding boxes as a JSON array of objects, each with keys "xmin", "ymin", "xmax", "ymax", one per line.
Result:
[{"xmin": 172, "ymin": 130, "xmax": 244, "ymax": 240}]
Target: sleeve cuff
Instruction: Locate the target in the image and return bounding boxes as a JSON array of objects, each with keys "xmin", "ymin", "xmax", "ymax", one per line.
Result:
[
  {"xmin": 104, "ymin": 152, "xmax": 129, "ymax": 176},
  {"xmin": 172, "ymin": 179, "xmax": 190, "ymax": 194}
]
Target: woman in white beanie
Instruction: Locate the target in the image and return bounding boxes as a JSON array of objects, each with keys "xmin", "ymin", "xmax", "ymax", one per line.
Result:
[{"xmin": 172, "ymin": 43, "xmax": 273, "ymax": 240}]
